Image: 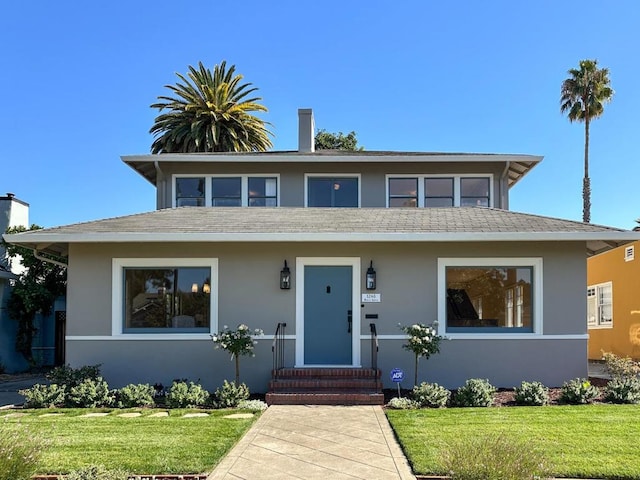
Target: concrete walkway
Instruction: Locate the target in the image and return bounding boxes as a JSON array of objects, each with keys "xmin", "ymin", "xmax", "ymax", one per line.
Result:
[
  {"xmin": 208, "ymin": 405, "xmax": 415, "ymax": 480},
  {"xmin": 0, "ymin": 375, "xmax": 47, "ymax": 407}
]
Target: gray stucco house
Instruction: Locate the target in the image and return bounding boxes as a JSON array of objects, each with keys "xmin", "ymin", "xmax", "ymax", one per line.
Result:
[{"xmin": 5, "ymin": 109, "xmax": 639, "ymax": 401}]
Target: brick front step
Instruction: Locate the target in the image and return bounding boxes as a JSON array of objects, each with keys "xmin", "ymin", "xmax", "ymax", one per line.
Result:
[
  {"xmin": 273, "ymin": 368, "xmax": 380, "ymax": 378},
  {"xmin": 269, "ymin": 379, "xmax": 383, "ymax": 391},
  {"xmin": 266, "ymin": 392, "xmax": 385, "ymax": 405}
]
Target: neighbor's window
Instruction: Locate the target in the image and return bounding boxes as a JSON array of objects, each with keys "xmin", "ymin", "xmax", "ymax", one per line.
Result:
[
  {"xmin": 123, "ymin": 266, "xmax": 211, "ymax": 332},
  {"xmin": 425, "ymin": 178, "xmax": 454, "ymax": 207},
  {"xmin": 248, "ymin": 177, "xmax": 278, "ymax": 206},
  {"xmin": 388, "ymin": 178, "xmax": 418, "ymax": 207},
  {"xmin": 308, "ymin": 177, "xmax": 359, "ymax": 207},
  {"xmin": 212, "ymin": 177, "xmax": 242, "ymax": 206},
  {"xmin": 460, "ymin": 177, "xmax": 490, "ymax": 207},
  {"xmin": 444, "ymin": 264, "xmax": 534, "ymax": 333},
  {"xmin": 587, "ymin": 282, "xmax": 613, "ymax": 328},
  {"xmin": 176, "ymin": 177, "xmax": 205, "ymax": 207}
]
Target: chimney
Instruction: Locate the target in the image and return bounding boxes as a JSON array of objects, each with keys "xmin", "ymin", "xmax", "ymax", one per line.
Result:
[{"xmin": 298, "ymin": 108, "xmax": 315, "ymax": 153}]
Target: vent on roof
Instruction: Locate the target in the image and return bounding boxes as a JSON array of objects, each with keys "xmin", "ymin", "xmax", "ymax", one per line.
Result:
[{"xmin": 625, "ymin": 245, "xmax": 635, "ymax": 262}]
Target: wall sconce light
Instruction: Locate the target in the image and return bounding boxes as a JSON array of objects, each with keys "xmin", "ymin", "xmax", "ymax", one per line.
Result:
[
  {"xmin": 280, "ymin": 260, "xmax": 291, "ymax": 289},
  {"xmin": 191, "ymin": 283, "xmax": 199, "ymax": 293},
  {"xmin": 366, "ymin": 260, "xmax": 376, "ymax": 290},
  {"xmin": 203, "ymin": 283, "xmax": 211, "ymax": 294}
]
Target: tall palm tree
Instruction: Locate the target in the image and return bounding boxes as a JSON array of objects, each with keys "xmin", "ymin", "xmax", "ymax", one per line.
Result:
[
  {"xmin": 560, "ymin": 59, "xmax": 613, "ymax": 223},
  {"xmin": 150, "ymin": 61, "xmax": 272, "ymax": 153}
]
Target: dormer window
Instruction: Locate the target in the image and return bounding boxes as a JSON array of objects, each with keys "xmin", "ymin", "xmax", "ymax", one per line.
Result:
[
  {"xmin": 212, "ymin": 177, "xmax": 241, "ymax": 206},
  {"xmin": 460, "ymin": 177, "xmax": 490, "ymax": 207},
  {"xmin": 306, "ymin": 175, "xmax": 360, "ymax": 207}
]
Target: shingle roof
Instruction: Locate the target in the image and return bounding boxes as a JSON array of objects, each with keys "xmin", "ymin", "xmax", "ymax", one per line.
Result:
[{"xmin": 4, "ymin": 207, "xmax": 638, "ymax": 257}]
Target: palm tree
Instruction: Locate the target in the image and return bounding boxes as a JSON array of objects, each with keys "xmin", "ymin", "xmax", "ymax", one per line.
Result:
[
  {"xmin": 150, "ymin": 61, "xmax": 272, "ymax": 153},
  {"xmin": 560, "ymin": 59, "xmax": 614, "ymax": 223}
]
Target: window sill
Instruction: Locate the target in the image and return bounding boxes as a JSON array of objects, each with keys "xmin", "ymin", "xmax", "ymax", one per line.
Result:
[{"xmin": 587, "ymin": 325, "xmax": 614, "ymax": 330}]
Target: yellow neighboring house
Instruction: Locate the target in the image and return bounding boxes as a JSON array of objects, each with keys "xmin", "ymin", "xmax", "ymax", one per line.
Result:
[{"xmin": 587, "ymin": 240, "xmax": 640, "ymax": 360}]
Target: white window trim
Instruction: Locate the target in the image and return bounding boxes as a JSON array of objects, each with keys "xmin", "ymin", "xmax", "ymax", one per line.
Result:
[
  {"xmin": 385, "ymin": 174, "xmax": 494, "ymax": 208},
  {"xmin": 304, "ymin": 173, "xmax": 362, "ymax": 207},
  {"xmin": 112, "ymin": 258, "xmax": 219, "ymax": 338},
  {"xmin": 172, "ymin": 174, "xmax": 280, "ymax": 208},
  {"xmin": 295, "ymin": 257, "xmax": 361, "ymax": 367},
  {"xmin": 437, "ymin": 257, "xmax": 543, "ymax": 339},
  {"xmin": 587, "ymin": 281, "xmax": 613, "ymax": 329}
]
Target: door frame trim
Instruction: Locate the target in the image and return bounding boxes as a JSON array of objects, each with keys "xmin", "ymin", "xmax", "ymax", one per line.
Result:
[{"xmin": 295, "ymin": 257, "xmax": 361, "ymax": 367}]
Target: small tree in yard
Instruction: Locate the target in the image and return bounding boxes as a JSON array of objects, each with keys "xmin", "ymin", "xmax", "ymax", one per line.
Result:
[
  {"xmin": 212, "ymin": 324, "xmax": 263, "ymax": 385},
  {"xmin": 400, "ymin": 323, "xmax": 442, "ymax": 386}
]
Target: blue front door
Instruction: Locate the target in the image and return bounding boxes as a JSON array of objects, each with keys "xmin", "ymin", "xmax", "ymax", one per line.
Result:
[{"xmin": 304, "ymin": 266, "xmax": 353, "ymax": 365}]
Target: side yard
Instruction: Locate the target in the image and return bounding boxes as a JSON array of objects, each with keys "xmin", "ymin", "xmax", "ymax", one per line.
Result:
[{"xmin": 387, "ymin": 405, "xmax": 640, "ymax": 479}]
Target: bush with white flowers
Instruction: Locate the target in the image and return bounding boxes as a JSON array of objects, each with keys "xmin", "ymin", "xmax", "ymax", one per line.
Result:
[
  {"xmin": 400, "ymin": 323, "xmax": 442, "ymax": 386},
  {"xmin": 212, "ymin": 324, "xmax": 263, "ymax": 384}
]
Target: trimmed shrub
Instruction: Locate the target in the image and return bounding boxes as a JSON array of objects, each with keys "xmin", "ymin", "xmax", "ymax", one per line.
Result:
[
  {"xmin": 604, "ymin": 376, "xmax": 640, "ymax": 404},
  {"xmin": 411, "ymin": 382, "xmax": 450, "ymax": 408},
  {"xmin": 166, "ymin": 381, "xmax": 209, "ymax": 408},
  {"xmin": 114, "ymin": 383, "xmax": 156, "ymax": 408},
  {"xmin": 439, "ymin": 433, "xmax": 551, "ymax": 480},
  {"xmin": 213, "ymin": 380, "xmax": 250, "ymax": 408},
  {"xmin": 386, "ymin": 397, "xmax": 417, "ymax": 409},
  {"xmin": 237, "ymin": 399, "xmax": 268, "ymax": 411},
  {"xmin": 514, "ymin": 381, "xmax": 549, "ymax": 406},
  {"xmin": 453, "ymin": 378, "xmax": 496, "ymax": 407},
  {"xmin": 65, "ymin": 377, "xmax": 113, "ymax": 408},
  {"xmin": 65, "ymin": 465, "xmax": 129, "ymax": 480},
  {"xmin": 559, "ymin": 378, "xmax": 600, "ymax": 405},
  {"xmin": 0, "ymin": 424, "xmax": 46, "ymax": 480},
  {"xmin": 602, "ymin": 351, "xmax": 640, "ymax": 379},
  {"xmin": 47, "ymin": 364, "xmax": 102, "ymax": 388},
  {"xmin": 19, "ymin": 383, "xmax": 66, "ymax": 408}
]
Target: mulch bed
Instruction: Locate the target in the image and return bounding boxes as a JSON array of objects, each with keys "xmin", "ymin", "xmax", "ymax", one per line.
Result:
[{"xmin": 33, "ymin": 476, "xmax": 207, "ymax": 480}]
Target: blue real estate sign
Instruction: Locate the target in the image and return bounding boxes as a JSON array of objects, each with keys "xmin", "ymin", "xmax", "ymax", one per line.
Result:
[{"xmin": 390, "ymin": 368, "xmax": 404, "ymax": 383}]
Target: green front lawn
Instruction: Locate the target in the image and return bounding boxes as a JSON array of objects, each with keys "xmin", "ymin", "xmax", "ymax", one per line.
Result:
[
  {"xmin": 0, "ymin": 408, "xmax": 257, "ymax": 475},
  {"xmin": 387, "ymin": 404, "xmax": 640, "ymax": 479}
]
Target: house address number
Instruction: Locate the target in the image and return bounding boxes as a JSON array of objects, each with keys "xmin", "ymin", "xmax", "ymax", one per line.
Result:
[{"xmin": 361, "ymin": 293, "xmax": 381, "ymax": 303}]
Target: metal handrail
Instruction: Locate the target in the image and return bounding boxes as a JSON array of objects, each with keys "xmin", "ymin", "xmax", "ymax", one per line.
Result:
[
  {"xmin": 272, "ymin": 322, "xmax": 287, "ymax": 379},
  {"xmin": 370, "ymin": 323, "xmax": 378, "ymax": 371}
]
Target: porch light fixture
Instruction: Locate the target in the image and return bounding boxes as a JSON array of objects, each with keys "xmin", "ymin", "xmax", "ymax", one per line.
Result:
[
  {"xmin": 366, "ymin": 260, "xmax": 376, "ymax": 290},
  {"xmin": 280, "ymin": 260, "xmax": 291, "ymax": 289}
]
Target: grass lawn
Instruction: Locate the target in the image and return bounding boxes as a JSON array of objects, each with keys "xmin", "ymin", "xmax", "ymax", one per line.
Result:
[
  {"xmin": 387, "ymin": 404, "xmax": 640, "ymax": 479},
  {"xmin": 0, "ymin": 408, "xmax": 257, "ymax": 475}
]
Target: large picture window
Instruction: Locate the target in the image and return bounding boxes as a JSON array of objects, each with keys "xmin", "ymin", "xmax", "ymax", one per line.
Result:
[
  {"xmin": 438, "ymin": 258, "xmax": 542, "ymax": 335},
  {"xmin": 113, "ymin": 259, "xmax": 217, "ymax": 335},
  {"xmin": 587, "ymin": 282, "xmax": 613, "ymax": 328}
]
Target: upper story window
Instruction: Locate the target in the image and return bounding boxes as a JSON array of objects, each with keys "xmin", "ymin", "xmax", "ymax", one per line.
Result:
[
  {"xmin": 587, "ymin": 282, "xmax": 613, "ymax": 329},
  {"xmin": 176, "ymin": 178, "xmax": 205, "ymax": 207},
  {"xmin": 212, "ymin": 177, "xmax": 241, "ymax": 206},
  {"xmin": 388, "ymin": 178, "xmax": 417, "ymax": 207},
  {"xmin": 306, "ymin": 176, "xmax": 359, "ymax": 207},
  {"xmin": 387, "ymin": 175, "xmax": 493, "ymax": 208},
  {"xmin": 173, "ymin": 175, "xmax": 279, "ymax": 208},
  {"xmin": 438, "ymin": 257, "xmax": 543, "ymax": 337}
]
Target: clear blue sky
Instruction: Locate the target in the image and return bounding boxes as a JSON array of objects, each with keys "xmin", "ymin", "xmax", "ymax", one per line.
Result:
[{"xmin": 2, "ymin": 1, "xmax": 639, "ymax": 229}]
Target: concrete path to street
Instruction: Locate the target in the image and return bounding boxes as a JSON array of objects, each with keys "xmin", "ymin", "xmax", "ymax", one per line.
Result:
[
  {"xmin": 0, "ymin": 375, "xmax": 47, "ymax": 408},
  {"xmin": 208, "ymin": 405, "xmax": 415, "ymax": 480}
]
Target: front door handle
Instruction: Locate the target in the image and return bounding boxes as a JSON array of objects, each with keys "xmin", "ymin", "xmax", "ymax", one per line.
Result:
[{"xmin": 347, "ymin": 309, "xmax": 352, "ymax": 333}]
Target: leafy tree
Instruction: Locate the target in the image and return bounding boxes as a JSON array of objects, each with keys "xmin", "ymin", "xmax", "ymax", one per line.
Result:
[
  {"xmin": 314, "ymin": 129, "xmax": 363, "ymax": 151},
  {"xmin": 150, "ymin": 61, "xmax": 272, "ymax": 153},
  {"xmin": 2, "ymin": 225, "xmax": 67, "ymax": 364},
  {"xmin": 560, "ymin": 59, "xmax": 614, "ymax": 223}
]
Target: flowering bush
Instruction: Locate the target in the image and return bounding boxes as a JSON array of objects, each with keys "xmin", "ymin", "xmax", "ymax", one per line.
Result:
[
  {"xmin": 400, "ymin": 323, "xmax": 442, "ymax": 386},
  {"xmin": 212, "ymin": 324, "xmax": 263, "ymax": 384}
]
